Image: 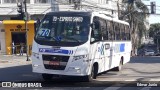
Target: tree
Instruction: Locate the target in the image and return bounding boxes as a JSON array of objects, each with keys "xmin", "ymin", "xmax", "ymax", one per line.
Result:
[
  {"xmin": 120, "ymin": 0, "xmax": 149, "ymax": 55},
  {"xmin": 149, "ymin": 23, "xmax": 160, "ymax": 45},
  {"xmin": 149, "ymin": 23, "xmax": 160, "ymax": 38}
]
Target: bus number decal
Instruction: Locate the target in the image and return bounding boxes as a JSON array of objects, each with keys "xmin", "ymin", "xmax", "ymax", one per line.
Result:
[
  {"xmin": 41, "ymin": 29, "xmax": 50, "ymax": 36},
  {"xmin": 98, "ymin": 44, "xmax": 105, "ymax": 55}
]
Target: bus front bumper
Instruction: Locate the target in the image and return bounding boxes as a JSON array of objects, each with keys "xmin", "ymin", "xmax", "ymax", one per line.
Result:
[{"xmin": 32, "ymin": 64, "xmax": 88, "ymax": 76}]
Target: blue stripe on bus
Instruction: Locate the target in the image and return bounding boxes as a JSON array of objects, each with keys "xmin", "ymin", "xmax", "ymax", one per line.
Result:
[
  {"xmin": 120, "ymin": 44, "xmax": 125, "ymax": 52},
  {"xmin": 39, "ymin": 48, "xmax": 73, "ymax": 55}
]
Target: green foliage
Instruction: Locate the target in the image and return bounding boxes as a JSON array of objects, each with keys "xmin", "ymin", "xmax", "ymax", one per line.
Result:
[
  {"xmin": 138, "ymin": 44, "xmax": 145, "ymax": 49},
  {"xmin": 149, "ymin": 23, "xmax": 160, "ymax": 37},
  {"xmin": 121, "ymin": 0, "xmax": 149, "ymax": 55}
]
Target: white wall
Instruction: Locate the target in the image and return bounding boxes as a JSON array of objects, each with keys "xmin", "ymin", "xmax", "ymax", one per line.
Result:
[{"xmin": 0, "ymin": 22, "xmax": 6, "ymax": 54}]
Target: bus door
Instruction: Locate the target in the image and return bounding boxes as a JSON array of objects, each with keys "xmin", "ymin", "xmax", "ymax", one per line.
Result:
[
  {"xmin": 103, "ymin": 42, "xmax": 112, "ymax": 70},
  {"xmin": 89, "ymin": 23, "xmax": 105, "ymax": 72},
  {"xmin": 90, "ymin": 39, "xmax": 105, "ymax": 73}
]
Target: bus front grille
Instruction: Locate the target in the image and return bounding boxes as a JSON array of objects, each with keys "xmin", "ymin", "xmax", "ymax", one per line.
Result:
[{"xmin": 42, "ymin": 55, "xmax": 69, "ymax": 70}]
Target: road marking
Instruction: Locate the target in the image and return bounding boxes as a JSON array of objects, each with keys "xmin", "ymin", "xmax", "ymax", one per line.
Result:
[
  {"xmin": 103, "ymin": 83, "xmax": 127, "ymax": 90},
  {"xmin": 149, "ymin": 79, "xmax": 160, "ymax": 81},
  {"xmin": 103, "ymin": 87, "xmax": 121, "ymax": 90},
  {"xmin": 125, "ymin": 79, "xmax": 136, "ymax": 81},
  {"xmin": 140, "ymin": 87, "xmax": 151, "ymax": 90}
]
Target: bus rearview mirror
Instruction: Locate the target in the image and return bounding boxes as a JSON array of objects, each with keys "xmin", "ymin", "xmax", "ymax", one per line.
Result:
[{"xmin": 91, "ymin": 38, "xmax": 95, "ymax": 42}]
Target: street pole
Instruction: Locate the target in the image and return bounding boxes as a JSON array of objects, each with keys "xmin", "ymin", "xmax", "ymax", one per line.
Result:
[
  {"xmin": 24, "ymin": 0, "xmax": 29, "ymax": 61},
  {"xmin": 157, "ymin": 38, "xmax": 159, "ymax": 54},
  {"xmin": 117, "ymin": 0, "xmax": 120, "ymax": 19}
]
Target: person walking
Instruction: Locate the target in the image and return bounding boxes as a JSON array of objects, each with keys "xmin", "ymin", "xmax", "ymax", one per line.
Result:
[
  {"xmin": 12, "ymin": 41, "xmax": 15, "ymax": 55},
  {"xmin": 20, "ymin": 43, "xmax": 24, "ymax": 56}
]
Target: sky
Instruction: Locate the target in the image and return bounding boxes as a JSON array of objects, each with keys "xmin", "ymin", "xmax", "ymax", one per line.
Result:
[{"xmin": 143, "ymin": 0, "xmax": 160, "ymax": 24}]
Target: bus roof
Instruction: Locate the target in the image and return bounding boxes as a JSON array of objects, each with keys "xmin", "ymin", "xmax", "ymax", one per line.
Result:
[
  {"xmin": 46, "ymin": 11, "xmax": 92, "ymax": 16},
  {"xmin": 92, "ymin": 12, "xmax": 129, "ymax": 25},
  {"xmin": 46, "ymin": 11, "xmax": 129, "ymax": 26}
]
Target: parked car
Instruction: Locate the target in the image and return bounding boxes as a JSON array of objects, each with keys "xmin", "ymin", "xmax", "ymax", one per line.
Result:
[
  {"xmin": 144, "ymin": 49, "xmax": 155, "ymax": 56},
  {"xmin": 137, "ymin": 49, "xmax": 145, "ymax": 56}
]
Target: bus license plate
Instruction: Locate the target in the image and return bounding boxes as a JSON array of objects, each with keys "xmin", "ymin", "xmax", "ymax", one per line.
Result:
[{"xmin": 49, "ymin": 61, "xmax": 60, "ymax": 66}]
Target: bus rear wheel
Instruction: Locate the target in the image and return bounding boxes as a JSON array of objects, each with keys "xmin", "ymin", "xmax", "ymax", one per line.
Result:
[
  {"xmin": 114, "ymin": 60, "xmax": 123, "ymax": 71},
  {"xmin": 42, "ymin": 74, "xmax": 53, "ymax": 81}
]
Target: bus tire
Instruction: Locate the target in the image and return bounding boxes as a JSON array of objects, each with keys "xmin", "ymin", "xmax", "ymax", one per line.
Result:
[
  {"xmin": 114, "ymin": 60, "xmax": 123, "ymax": 71},
  {"xmin": 85, "ymin": 64, "xmax": 98, "ymax": 82},
  {"xmin": 42, "ymin": 74, "xmax": 53, "ymax": 81}
]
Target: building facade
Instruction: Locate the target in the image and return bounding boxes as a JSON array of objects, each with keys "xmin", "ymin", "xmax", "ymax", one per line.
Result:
[
  {"xmin": 0, "ymin": 0, "xmax": 121, "ymax": 20},
  {"xmin": 0, "ymin": 0, "xmax": 121, "ymax": 54}
]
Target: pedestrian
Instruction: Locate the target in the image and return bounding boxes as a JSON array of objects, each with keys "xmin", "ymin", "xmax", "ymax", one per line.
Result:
[
  {"xmin": 20, "ymin": 43, "xmax": 24, "ymax": 56},
  {"xmin": 12, "ymin": 41, "xmax": 15, "ymax": 55}
]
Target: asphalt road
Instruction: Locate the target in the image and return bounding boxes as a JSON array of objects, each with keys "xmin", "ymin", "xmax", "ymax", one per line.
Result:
[{"xmin": 0, "ymin": 56, "xmax": 160, "ymax": 90}]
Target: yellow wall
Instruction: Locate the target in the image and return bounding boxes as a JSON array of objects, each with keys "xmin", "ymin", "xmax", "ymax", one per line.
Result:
[{"xmin": 3, "ymin": 20, "xmax": 35, "ymax": 55}]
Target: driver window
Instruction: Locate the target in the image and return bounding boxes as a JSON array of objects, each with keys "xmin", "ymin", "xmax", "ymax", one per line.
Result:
[{"xmin": 91, "ymin": 17, "xmax": 102, "ymax": 42}]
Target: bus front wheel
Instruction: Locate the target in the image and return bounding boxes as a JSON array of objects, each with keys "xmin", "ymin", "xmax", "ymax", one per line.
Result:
[
  {"xmin": 42, "ymin": 74, "xmax": 53, "ymax": 81},
  {"xmin": 85, "ymin": 64, "xmax": 98, "ymax": 81}
]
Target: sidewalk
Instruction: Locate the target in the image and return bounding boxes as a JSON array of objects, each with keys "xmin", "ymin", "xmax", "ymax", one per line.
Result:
[{"xmin": 0, "ymin": 54, "xmax": 32, "ymax": 68}]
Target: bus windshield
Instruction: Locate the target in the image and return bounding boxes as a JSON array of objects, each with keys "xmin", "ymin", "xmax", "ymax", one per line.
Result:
[{"xmin": 35, "ymin": 14, "xmax": 90, "ymax": 46}]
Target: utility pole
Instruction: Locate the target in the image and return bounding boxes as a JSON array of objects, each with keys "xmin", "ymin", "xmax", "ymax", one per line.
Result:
[
  {"xmin": 157, "ymin": 38, "xmax": 159, "ymax": 53},
  {"xmin": 24, "ymin": 0, "xmax": 29, "ymax": 61},
  {"xmin": 150, "ymin": 2, "xmax": 156, "ymax": 14},
  {"xmin": 117, "ymin": 0, "xmax": 120, "ymax": 19},
  {"xmin": 156, "ymin": 30, "xmax": 159, "ymax": 54}
]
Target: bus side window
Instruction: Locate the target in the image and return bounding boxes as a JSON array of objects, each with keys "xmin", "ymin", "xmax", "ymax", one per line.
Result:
[
  {"xmin": 100, "ymin": 19, "xmax": 108, "ymax": 40},
  {"xmin": 95, "ymin": 22, "xmax": 102, "ymax": 41},
  {"xmin": 125, "ymin": 25, "xmax": 130, "ymax": 40}
]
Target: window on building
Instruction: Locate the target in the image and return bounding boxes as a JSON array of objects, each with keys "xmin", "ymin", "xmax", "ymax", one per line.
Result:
[
  {"xmin": 19, "ymin": 0, "xmax": 30, "ymax": 3},
  {"xmin": 3, "ymin": 0, "xmax": 30, "ymax": 3},
  {"xmin": 68, "ymin": 0, "xmax": 74, "ymax": 4},
  {"xmin": 106, "ymin": 0, "xmax": 109, "ymax": 4},
  {"xmin": 34, "ymin": 0, "xmax": 51, "ymax": 3},
  {"xmin": 3, "ymin": 0, "xmax": 16, "ymax": 3}
]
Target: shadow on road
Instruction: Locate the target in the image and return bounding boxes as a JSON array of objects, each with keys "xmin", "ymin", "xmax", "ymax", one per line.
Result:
[
  {"xmin": 123, "ymin": 67, "xmax": 160, "ymax": 75},
  {"xmin": 1, "ymin": 56, "xmax": 160, "ymax": 87},
  {"xmin": 129, "ymin": 56, "xmax": 160, "ymax": 63},
  {"xmin": 0, "ymin": 64, "xmax": 141, "ymax": 87},
  {"xmin": 0, "ymin": 64, "xmax": 41, "ymax": 82},
  {"xmin": 0, "ymin": 65, "xmax": 126, "ymax": 87}
]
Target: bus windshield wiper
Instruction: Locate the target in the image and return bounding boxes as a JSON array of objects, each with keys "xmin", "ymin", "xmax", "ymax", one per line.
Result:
[
  {"xmin": 63, "ymin": 36, "xmax": 80, "ymax": 43},
  {"xmin": 43, "ymin": 36, "xmax": 57, "ymax": 41}
]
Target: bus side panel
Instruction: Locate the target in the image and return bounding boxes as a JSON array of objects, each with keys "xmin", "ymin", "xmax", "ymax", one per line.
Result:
[
  {"xmin": 102, "ymin": 41, "xmax": 112, "ymax": 71},
  {"xmin": 89, "ymin": 42, "xmax": 105, "ymax": 74},
  {"xmin": 109, "ymin": 41, "xmax": 132, "ymax": 69}
]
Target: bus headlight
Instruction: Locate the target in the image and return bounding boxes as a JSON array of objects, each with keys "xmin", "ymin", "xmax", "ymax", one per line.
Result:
[
  {"xmin": 73, "ymin": 54, "xmax": 88, "ymax": 61},
  {"xmin": 32, "ymin": 52, "xmax": 39, "ymax": 59}
]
